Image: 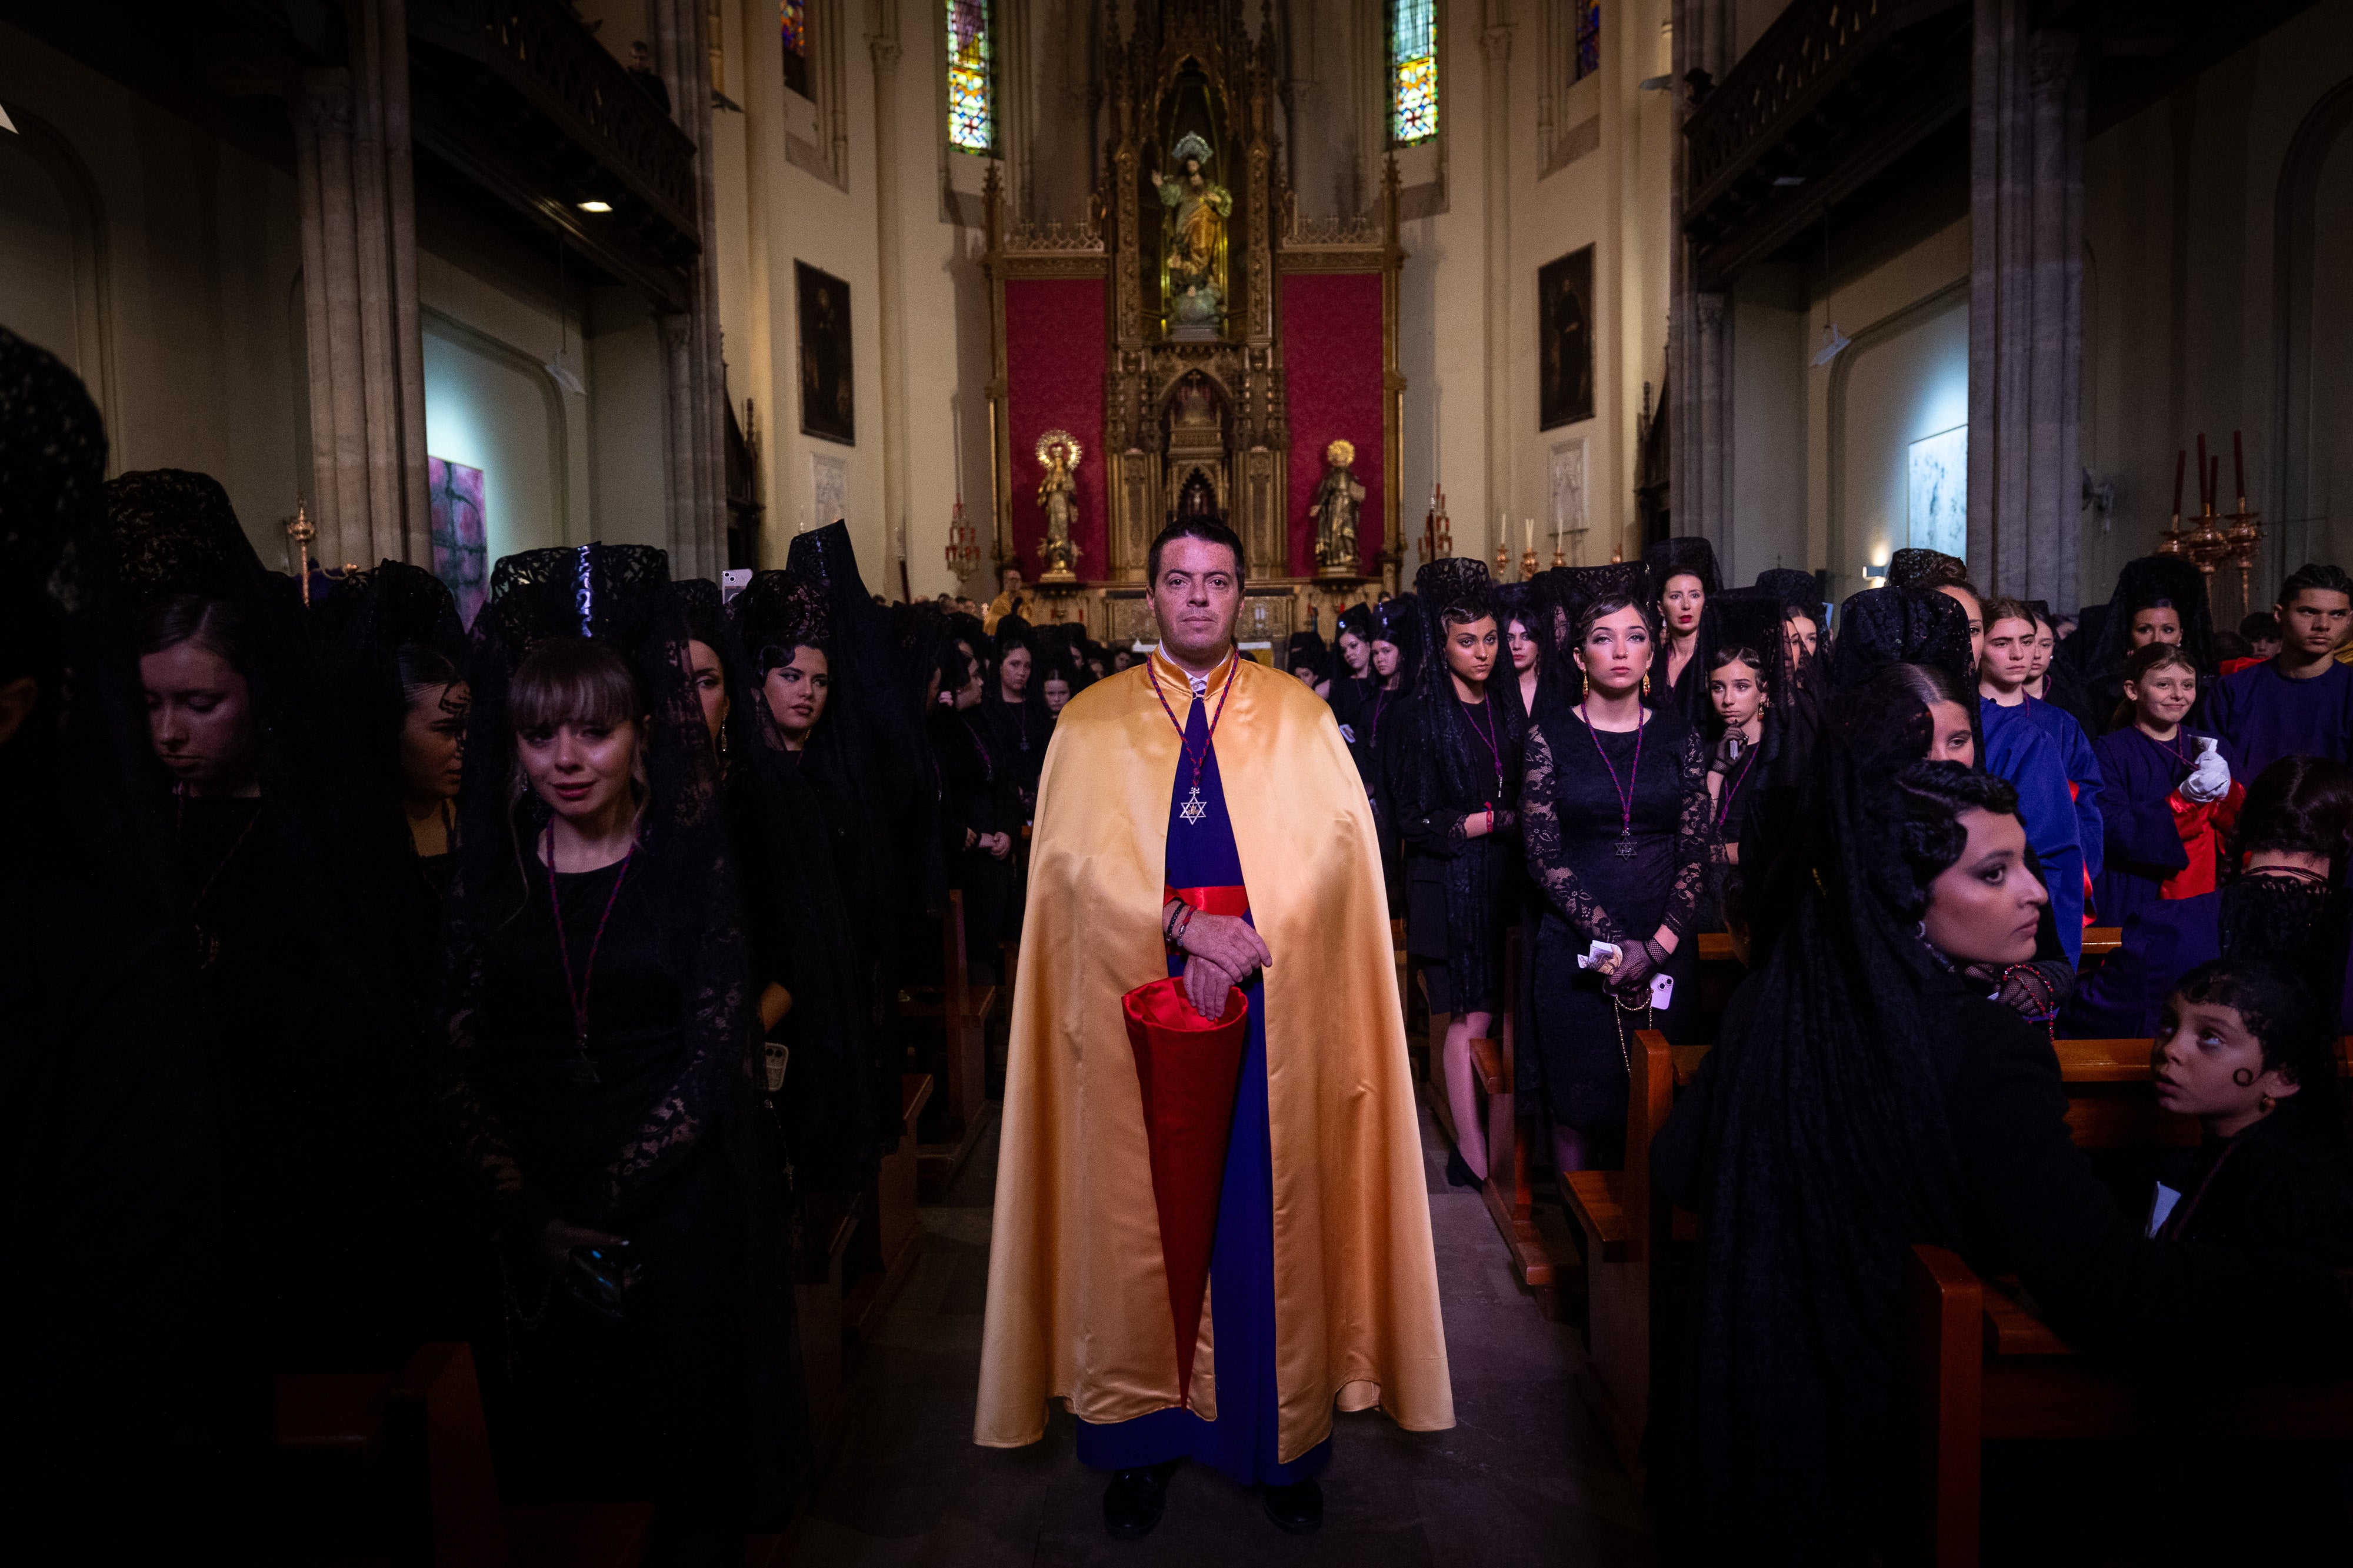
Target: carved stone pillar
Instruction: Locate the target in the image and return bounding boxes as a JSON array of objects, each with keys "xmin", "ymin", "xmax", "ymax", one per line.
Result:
[
  {"xmin": 649, "ymin": 0, "xmax": 728, "ymax": 581},
  {"xmin": 1481, "ymin": 17, "xmax": 1513, "ymax": 560},
  {"xmin": 291, "ymin": 0, "xmax": 428, "ymax": 569},
  {"xmin": 1669, "ymin": 0, "xmax": 1733, "ymax": 565},
  {"xmin": 1968, "ymin": 2, "xmax": 2084, "ymax": 609},
  {"xmin": 872, "ymin": 25, "xmax": 911, "ymax": 592}
]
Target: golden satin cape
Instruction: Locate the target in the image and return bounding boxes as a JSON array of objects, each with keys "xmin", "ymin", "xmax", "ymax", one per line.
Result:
[{"xmin": 975, "ymin": 650, "xmax": 1454, "ymax": 1460}]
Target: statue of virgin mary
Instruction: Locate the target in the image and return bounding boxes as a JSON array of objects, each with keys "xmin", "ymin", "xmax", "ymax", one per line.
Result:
[{"xmin": 1151, "ymin": 132, "xmax": 1231, "ymax": 336}]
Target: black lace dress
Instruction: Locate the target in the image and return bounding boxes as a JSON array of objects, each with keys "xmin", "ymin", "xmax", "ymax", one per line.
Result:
[
  {"xmin": 1393, "ymin": 695, "xmax": 1522, "ymax": 1015},
  {"xmin": 1521, "ymin": 707, "xmax": 1708, "ymax": 1135},
  {"xmin": 931, "ymin": 708, "xmax": 1022, "ymax": 984},
  {"xmin": 446, "ymin": 839, "xmax": 771, "ymax": 1527}
]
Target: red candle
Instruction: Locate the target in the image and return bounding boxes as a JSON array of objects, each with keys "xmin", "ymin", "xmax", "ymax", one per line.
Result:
[
  {"xmin": 2234, "ymin": 430, "xmax": 2245, "ymax": 505},
  {"xmin": 2197, "ymin": 433, "xmax": 2209, "ymax": 510},
  {"xmin": 2172, "ymin": 450, "xmax": 2186, "ymax": 519},
  {"xmin": 2209, "ymin": 456, "xmax": 2221, "ymax": 516}
]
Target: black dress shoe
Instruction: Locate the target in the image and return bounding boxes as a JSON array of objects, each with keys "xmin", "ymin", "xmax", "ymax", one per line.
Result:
[
  {"xmin": 1445, "ymin": 1148, "xmax": 1482, "ymax": 1189},
  {"xmin": 1102, "ymin": 1459, "xmax": 1182, "ymax": 1540},
  {"xmin": 1261, "ymin": 1476, "xmax": 1324, "ymax": 1535}
]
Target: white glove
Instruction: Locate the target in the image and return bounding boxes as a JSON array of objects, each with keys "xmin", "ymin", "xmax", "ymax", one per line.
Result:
[{"xmin": 2178, "ymin": 737, "xmax": 2230, "ymax": 805}]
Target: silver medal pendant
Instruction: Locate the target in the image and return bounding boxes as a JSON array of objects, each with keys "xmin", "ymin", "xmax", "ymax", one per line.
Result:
[
  {"xmin": 1181, "ymin": 785, "xmax": 1208, "ymax": 826},
  {"xmin": 1614, "ymin": 832, "xmax": 1636, "ymax": 859}
]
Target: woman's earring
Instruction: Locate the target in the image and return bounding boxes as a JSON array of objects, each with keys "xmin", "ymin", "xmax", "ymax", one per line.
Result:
[
  {"xmin": 1642, "ymin": 673, "xmax": 1651, "ymax": 699},
  {"xmin": 2260, "ymin": 1093, "xmax": 2277, "ymax": 1116}
]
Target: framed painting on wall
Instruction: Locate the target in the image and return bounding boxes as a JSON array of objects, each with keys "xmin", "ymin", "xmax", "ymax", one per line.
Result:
[
  {"xmin": 1908, "ymin": 425, "xmax": 1967, "ymax": 561},
  {"xmin": 796, "ymin": 261, "xmax": 855, "ymax": 445},
  {"xmin": 428, "ymin": 456, "xmax": 488, "ymax": 628},
  {"xmin": 1538, "ymin": 245, "xmax": 1595, "ymax": 431}
]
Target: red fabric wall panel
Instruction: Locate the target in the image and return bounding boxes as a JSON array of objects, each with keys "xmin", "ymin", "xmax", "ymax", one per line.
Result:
[
  {"xmin": 1279, "ymin": 272, "xmax": 1386, "ymax": 577},
  {"xmin": 1003, "ymin": 278, "xmax": 1109, "ymax": 581}
]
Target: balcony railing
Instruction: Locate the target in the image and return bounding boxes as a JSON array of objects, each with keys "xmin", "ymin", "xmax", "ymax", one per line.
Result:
[{"xmin": 1684, "ymin": 0, "xmax": 1961, "ymax": 214}]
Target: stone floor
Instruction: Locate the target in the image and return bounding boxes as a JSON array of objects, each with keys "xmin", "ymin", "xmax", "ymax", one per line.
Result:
[{"xmin": 782, "ymin": 1102, "xmax": 1654, "ymax": 1567}]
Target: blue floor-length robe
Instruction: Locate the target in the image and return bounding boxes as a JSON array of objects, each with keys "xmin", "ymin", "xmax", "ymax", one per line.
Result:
[
  {"xmin": 1072, "ymin": 682, "xmax": 1334, "ymax": 1486},
  {"xmin": 1982, "ymin": 699, "xmax": 2088, "ymax": 965},
  {"xmin": 2208, "ymin": 658, "xmax": 2353, "ymax": 779},
  {"xmin": 2064, "ymin": 726, "xmax": 2220, "ymax": 1037}
]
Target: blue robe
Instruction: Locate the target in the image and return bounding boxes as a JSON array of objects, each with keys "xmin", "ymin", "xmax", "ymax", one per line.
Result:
[
  {"xmin": 2016, "ymin": 695, "xmax": 2105, "ymax": 886},
  {"xmin": 1073, "ymin": 682, "xmax": 1333, "ymax": 1486},
  {"xmin": 2207, "ymin": 658, "xmax": 2353, "ymax": 781},
  {"xmin": 2063, "ymin": 727, "xmax": 2219, "ymax": 1037},
  {"xmin": 1981, "ymin": 699, "xmax": 2086, "ymax": 965}
]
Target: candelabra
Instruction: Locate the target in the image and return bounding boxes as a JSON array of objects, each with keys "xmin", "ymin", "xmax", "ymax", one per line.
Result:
[
  {"xmin": 1495, "ymin": 538, "xmax": 1511, "ymax": 582},
  {"xmin": 1418, "ymin": 483, "xmax": 1453, "ymax": 562},
  {"xmin": 2155, "ymin": 433, "xmax": 2265, "ymax": 622},
  {"xmin": 943, "ymin": 499, "xmax": 981, "ymax": 581}
]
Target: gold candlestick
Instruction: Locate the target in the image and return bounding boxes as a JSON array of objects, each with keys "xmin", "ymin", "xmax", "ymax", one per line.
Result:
[{"xmin": 285, "ymin": 498, "xmax": 316, "ymax": 606}]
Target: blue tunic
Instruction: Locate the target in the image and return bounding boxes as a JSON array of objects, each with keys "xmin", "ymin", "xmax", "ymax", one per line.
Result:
[
  {"xmin": 2063, "ymin": 727, "xmax": 2219, "ymax": 1037},
  {"xmin": 2017, "ymin": 696, "xmax": 2105, "ymax": 886},
  {"xmin": 2207, "ymin": 658, "xmax": 2353, "ymax": 780},
  {"xmin": 1073, "ymin": 677, "xmax": 1333, "ymax": 1486},
  {"xmin": 1981, "ymin": 699, "xmax": 2087, "ymax": 965}
]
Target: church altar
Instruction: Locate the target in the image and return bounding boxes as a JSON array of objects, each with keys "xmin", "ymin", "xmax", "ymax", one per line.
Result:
[{"xmin": 981, "ymin": 3, "xmax": 1404, "ymax": 648}]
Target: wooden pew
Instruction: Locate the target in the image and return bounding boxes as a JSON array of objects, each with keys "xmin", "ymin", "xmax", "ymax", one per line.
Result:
[
  {"xmin": 2080, "ymin": 925, "xmax": 2122, "ymax": 956},
  {"xmin": 1901, "ymin": 1035, "xmax": 2353, "ymax": 1565},
  {"xmin": 896, "ymin": 890, "xmax": 995, "ymax": 1196},
  {"xmin": 1561, "ymin": 1026, "xmax": 1682, "ymax": 1480},
  {"xmin": 274, "ymin": 1342, "xmax": 654, "ymax": 1566}
]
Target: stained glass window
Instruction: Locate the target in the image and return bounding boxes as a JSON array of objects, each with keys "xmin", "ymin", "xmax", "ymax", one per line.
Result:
[
  {"xmin": 1392, "ymin": 0, "xmax": 1438, "ymax": 145},
  {"xmin": 781, "ymin": 0, "xmax": 808, "ymax": 98},
  {"xmin": 946, "ymin": 0, "xmax": 993, "ymax": 154},
  {"xmin": 1573, "ymin": 2, "xmax": 1601, "ymax": 84}
]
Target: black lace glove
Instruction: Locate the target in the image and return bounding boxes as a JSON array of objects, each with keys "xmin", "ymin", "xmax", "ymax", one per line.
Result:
[
  {"xmin": 1608, "ymin": 937, "xmax": 1666, "ymax": 996},
  {"xmin": 1709, "ymin": 730, "xmax": 1748, "ymax": 775}
]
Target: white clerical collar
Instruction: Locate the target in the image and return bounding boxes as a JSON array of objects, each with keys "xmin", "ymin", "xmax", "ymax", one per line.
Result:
[{"xmin": 1152, "ymin": 643, "xmax": 1236, "ymax": 698}]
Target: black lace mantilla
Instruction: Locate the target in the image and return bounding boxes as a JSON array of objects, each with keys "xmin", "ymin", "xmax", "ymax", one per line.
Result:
[{"xmin": 435, "ymin": 543, "xmax": 756, "ymax": 1217}]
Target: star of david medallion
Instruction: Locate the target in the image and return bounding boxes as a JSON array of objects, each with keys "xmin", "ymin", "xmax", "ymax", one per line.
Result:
[{"xmin": 1180, "ymin": 785, "xmax": 1208, "ymax": 826}]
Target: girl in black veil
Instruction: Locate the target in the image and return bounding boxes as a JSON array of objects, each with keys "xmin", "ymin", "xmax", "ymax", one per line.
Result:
[
  {"xmin": 107, "ymin": 468, "xmax": 414, "ymax": 1373},
  {"xmin": 1695, "ymin": 589, "xmax": 1791, "ymax": 936},
  {"xmin": 1497, "ymin": 581, "xmax": 1543, "ymax": 726},
  {"xmin": 1644, "ymin": 536, "xmax": 1721, "ymax": 726},
  {"xmin": 1326, "ymin": 602, "xmax": 1379, "ymax": 742},
  {"xmin": 1648, "ymin": 686, "xmax": 2352, "ymax": 1564},
  {"xmin": 688, "ymin": 573, "xmax": 878, "ymax": 1196},
  {"xmin": 1519, "ymin": 565, "xmax": 1708, "ymax": 1175},
  {"xmin": 928, "ymin": 637, "xmax": 1022, "ymax": 985},
  {"xmin": 2, "ymin": 332, "xmax": 221, "ymax": 1552},
  {"xmin": 978, "ymin": 618, "xmax": 1052, "ymax": 815},
  {"xmin": 435, "ymin": 544, "xmax": 799, "ymax": 1552},
  {"xmin": 2085, "ymin": 555, "xmax": 2218, "ymax": 717},
  {"xmin": 1367, "ymin": 594, "xmax": 1424, "ymax": 904},
  {"xmin": 1391, "ymin": 559, "xmax": 1522, "ymax": 1189}
]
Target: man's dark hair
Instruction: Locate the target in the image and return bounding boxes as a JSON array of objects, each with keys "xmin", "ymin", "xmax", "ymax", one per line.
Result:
[
  {"xmin": 1146, "ymin": 516, "xmax": 1245, "ymax": 585},
  {"xmin": 2278, "ymin": 563, "xmax": 2353, "ymax": 606},
  {"xmin": 2241, "ymin": 612, "xmax": 2281, "ymax": 640}
]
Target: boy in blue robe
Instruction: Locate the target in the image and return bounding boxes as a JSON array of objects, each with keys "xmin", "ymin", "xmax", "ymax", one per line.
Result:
[{"xmin": 2208, "ymin": 563, "xmax": 2353, "ymax": 778}]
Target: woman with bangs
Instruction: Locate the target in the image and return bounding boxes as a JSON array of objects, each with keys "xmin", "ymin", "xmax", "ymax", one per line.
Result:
[{"xmin": 441, "ymin": 581, "xmax": 795, "ymax": 1552}]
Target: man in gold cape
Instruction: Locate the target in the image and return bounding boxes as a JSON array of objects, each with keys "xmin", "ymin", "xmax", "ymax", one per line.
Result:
[{"xmin": 976, "ymin": 519, "xmax": 1452, "ymax": 1539}]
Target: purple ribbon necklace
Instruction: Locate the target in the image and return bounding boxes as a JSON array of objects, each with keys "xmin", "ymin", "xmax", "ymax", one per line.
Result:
[
  {"xmin": 1580, "ymin": 702, "xmax": 1644, "ymax": 859},
  {"xmin": 1464, "ymin": 692, "xmax": 1505, "ymax": 807},
  {"xmin": 1149, "ymin": 650, "xmax": 1237, "ymax": 828},
  {"xmin": 544, "ymin": 823, "xmax": 638, "ymax": 1085}
]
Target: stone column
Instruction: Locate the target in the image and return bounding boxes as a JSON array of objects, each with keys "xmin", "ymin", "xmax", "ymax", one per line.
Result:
[
  {"xmin": 290, "ymin": 0, "xmax": 428, "ymax": 569},
  {"xmin": 651, "ymin": 0, "xmax": 728, "ymax": 581},
  {"xmin": 871, "ymin": 20, "xmax": 911, "ymax": 594},
  {"xmin": 1481, "ymin": 14, "xmax": 1514, "ymax": 561},
  {"xmin": 1968, "ymin": 1, "xmax": 2084, "ymax": 610},
  {"xmin": 1669, "ymin": 0, "xmax": 1734, "ymax": 565}
]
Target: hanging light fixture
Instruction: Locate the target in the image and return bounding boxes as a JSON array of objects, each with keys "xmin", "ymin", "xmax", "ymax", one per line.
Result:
[
  {"xmin": 1809, "ymin": 209, "xmax": 1851, "ymax": 367},
  {"xmin": 545, "ymin": 238, "xmax": 586, "ymax": 395}
]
